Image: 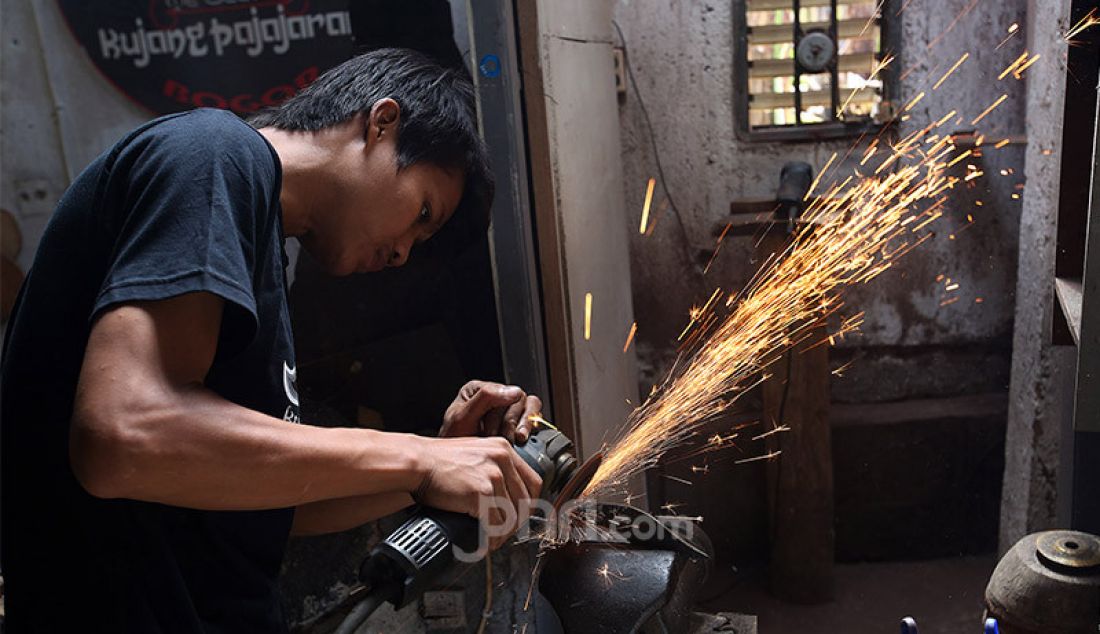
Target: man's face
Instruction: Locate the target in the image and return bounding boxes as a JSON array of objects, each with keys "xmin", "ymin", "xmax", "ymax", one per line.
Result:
[{"xmin": 301, "ymin": 108, "xmax": 465, "ymax": 276}]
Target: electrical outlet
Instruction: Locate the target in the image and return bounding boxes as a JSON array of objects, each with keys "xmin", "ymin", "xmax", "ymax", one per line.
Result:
[{"xmin": 613, "ymin": 47, "xmax": 626, "ymax": 96}]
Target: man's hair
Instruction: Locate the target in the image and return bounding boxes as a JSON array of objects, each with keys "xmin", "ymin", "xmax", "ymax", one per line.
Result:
[{"xmin": 249, "ymin": 48, "xmax": 493, "ymax": 259}]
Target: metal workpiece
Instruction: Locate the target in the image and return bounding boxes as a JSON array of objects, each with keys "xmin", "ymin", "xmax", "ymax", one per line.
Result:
[
  {"xmin": 984, "ymin": 530, "xmax": 1100, "ymax": 633},
  {"xmin": 538, "ymin": 503, "xmax": 714, "ymax": 634}
]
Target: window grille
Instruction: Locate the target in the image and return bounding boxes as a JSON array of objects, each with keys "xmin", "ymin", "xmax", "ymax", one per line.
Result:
[{"xmin": 735, "ymin": 0, "xmax": 890, "ymax": 141}]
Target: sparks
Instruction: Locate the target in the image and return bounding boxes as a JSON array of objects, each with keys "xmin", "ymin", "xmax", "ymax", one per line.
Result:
[
  {"xmin": 839, "ymin": 54, "xmax": 894, "ymax": 117},
  {"xmin": 971, "ymin": 94, "xmax": 1008, "ymax": 125},
  {"xmin": 996, "ymin": 23, "xmax": 1020, "ymax": 50},
  {"xmin": 947, "ymin": 149, "xmax": 973, "ymax": 167},
  {"xmin": 595, "ymin": 563, "xmax": 628, "ymax": 586},
  {"xmin": 581, "ymin": 134, "xmax": 957, "ymax": 497},
  {"xmin": 861, "ymin": 141, "xmax": 879, "ymax": 166},
  {"xmin": 904, "ymin": 91, "xmax": 927, "ymax": 112},
  {"xmin": 527, "ymin": 413, "xmax": 558, "ymax": 430},
  {"xmin": 1064, "ymin": 8, "xmax": 1100, "ymax": 43},
  {"xmin": 584, "ymin": 293, "xmax": 593, "ymax": 341},
  {"xmin": 933, "ymin": 53, "xmax": 969, "ymax": 90},
  {"xmin": 999, "ymin": 51, "xmax": 1041, "ymax": 80},
  {"xmin": 998, "ymin": 51, "xmax": 1029, "ymax": 80},
  {"xmin": 994, "ymin": 138, "xmax": 1011, "ymax": 149},
  {"xmin": 639, "ymin": 178, "xmax": 656, "ymax": 234},
  {"xmin": 703, "ymin": 222, "xmax": 733, "ymax": 275},
  {"xmin": 805, "ymin": 152, "xmax": 838, "ymax": 201},
  {"xmin": 623, "ymin": 322, "xmax": 638, "ymax": 353},
  {"xmin": 934, "ymin": 110, "xmax": 958, "ymax": 128},
  {"xmin": 735, "ymin": 451, "xmax": 782, "ymax": 465},
  {"xmin": 752, "ymin": 425, "xmax": 791, "ymax": 441},
  {"xmin": 645, "ymin": 198, "xmax": 669, "ymax": 236},
  {"xmin": 832, "ymin": 360, "xmax": 855, "ymax": 377},
  {"xmin": 1014, "ymin": 53, "xmax": 1041, "ymax": 79}
]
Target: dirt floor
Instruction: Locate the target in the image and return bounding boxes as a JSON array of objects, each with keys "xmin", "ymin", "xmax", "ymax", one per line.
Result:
[{"xmin": 698, "ymin": 555, "xmax": 997, "ymax": 634}]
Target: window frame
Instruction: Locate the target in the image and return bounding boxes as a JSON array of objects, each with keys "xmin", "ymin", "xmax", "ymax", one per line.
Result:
[{"xmin": 732, "ymin": 0, "xmax": 897, "ymax": 143}]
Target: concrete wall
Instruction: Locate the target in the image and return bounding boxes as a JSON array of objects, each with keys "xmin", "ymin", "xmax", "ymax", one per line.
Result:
[
  {"xmin": 614, "ymin": 0, "xmax": 1026, "ymax": 397},
  {"xmin": 613, "ymin": 0, "xmax": 1028, "ymax": 560},
  {"xmin": 999, "ymin": 0, "xmax": 1077, "ymax": 552}
]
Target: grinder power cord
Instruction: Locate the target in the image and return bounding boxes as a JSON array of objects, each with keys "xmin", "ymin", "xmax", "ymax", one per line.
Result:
[{"xmin": 335, "ymin": 424, "xmax": 592, "ymax": 633}]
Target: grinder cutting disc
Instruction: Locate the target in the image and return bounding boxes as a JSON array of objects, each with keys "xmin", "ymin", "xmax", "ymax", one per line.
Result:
[{"xmin": 552, "ymin": 452, "xmax": 603, "ymax": 510}]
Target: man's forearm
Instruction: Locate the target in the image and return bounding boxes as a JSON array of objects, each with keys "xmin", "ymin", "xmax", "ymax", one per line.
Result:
[
  {"xmin": 291, "ymin": 491, "xmax": 415, "ymax": 536},
  {"xmin": 71, "ymin": 383, "xmax": 427, "ymax": 511}
]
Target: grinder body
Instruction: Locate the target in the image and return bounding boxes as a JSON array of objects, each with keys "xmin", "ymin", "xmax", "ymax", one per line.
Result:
[{"xmin": 359, "ymin": 427, "xmax": 578, "ymax": 608}]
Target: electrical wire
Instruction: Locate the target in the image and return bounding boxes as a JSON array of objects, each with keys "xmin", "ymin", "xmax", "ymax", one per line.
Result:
[
  {"xmin": 611, "ymin": 19, "xmax": 703, "ymax": 275},
  {"xmin": 333, "ymin": 583, "xmax": 399, "ymax": 634},
  {"xmin": 475, "ymin": 556, "xmax": 494, "ymax": 634}
]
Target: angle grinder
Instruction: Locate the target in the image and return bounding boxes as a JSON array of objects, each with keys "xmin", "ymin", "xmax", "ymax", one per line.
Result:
[{"xmin": 335, "ymin": 424, "xmax": 600, "ymax": 633}]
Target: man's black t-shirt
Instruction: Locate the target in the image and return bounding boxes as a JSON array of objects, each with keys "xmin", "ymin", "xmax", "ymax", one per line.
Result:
[{"xmin": 1, "ymin": 109, "xmax": 301, "ymax": 632}]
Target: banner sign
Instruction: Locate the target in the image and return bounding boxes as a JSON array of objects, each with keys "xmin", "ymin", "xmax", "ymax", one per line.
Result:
[{"xmin": 57, "ymin": 0, "xmax": 354, "ymax": 115}]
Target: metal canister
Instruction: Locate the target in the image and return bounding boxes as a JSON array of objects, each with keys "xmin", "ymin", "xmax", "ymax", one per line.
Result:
[{"xmin": 985, "ymin": 530, "xmax": 1100, "ymax": 633}]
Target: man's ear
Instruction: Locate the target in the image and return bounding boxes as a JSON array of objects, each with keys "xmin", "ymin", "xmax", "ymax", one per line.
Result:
[{"xmin": 367, "ymin": 98, "xmax": 401, "ymax": 142}]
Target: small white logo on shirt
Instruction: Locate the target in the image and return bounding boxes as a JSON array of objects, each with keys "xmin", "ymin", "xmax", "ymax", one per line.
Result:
[
  {"xmin": 283, "ymin": 361, "xmax": 300, "ymax": 423},
  {"xmin": 283, "ymin": 361, "xmax": 299, "ymax": 406}
]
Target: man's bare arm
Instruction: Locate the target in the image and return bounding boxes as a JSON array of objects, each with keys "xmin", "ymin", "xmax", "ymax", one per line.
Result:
[
  {"xmin": 69, "ymin": 292, "xmax": 539, "ymax": 516},
  {"xmin": 291, "ymin": 492, "xmax": 414, "ymax": 536}
]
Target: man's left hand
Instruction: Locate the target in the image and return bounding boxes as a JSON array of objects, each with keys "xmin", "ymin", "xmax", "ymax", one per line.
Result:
[{"xmin": 440, "ymin": 381, "xmax": 543, "ymax": 443}]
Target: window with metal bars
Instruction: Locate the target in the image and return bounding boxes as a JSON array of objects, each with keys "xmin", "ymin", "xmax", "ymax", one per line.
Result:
[{"xmin": 734, "ymin": 0, "xmax": 891, "ymax": 142}]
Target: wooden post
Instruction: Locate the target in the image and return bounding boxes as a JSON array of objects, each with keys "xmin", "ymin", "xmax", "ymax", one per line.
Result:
[{"xmin": 758, "ymin": 228, "xmax": 835, "ymax": 604}]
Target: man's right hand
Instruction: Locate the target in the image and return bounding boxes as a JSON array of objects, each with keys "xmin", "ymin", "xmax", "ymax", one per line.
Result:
[{"xmin": 411, "ymin": 435, "xmax": 542, "ymax": 551}]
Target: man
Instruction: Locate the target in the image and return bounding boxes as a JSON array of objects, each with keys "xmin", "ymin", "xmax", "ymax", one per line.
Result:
[{"xmin": 1, "ymin": 48, "xmax": 543, "ymax": 632}]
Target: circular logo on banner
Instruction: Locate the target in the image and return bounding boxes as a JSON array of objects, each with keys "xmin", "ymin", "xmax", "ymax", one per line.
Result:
[{"xmin": 56, "ymin": 0, "xmax": 354, "ymax": 115}]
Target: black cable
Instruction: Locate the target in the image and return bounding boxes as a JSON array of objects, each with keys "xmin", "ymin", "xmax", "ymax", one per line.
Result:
[
  {"xmin": 611, "ymin": 19, "xmax": 703, "ymax": 275},
  {"xmin": 333, "ymin": 583, "xmax": 399, "ymax": 634}
]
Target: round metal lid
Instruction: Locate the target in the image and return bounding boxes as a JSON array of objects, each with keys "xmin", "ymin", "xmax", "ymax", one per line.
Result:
[{"xmin": 1036, "ymin": 530, "xmax": 1100, "ymax": 571}]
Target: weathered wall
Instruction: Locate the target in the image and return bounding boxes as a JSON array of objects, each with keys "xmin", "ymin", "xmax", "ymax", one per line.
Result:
[
  {"xmin": 999, "ymin": 0, "xmax": 1076, "ymax": 553},
  {"xmin": 613, "ymin": 0, "xmax": 1029, "ymax": 561},
  {"xmin": 614, "ymin": 0, "xmax": 1026, "ymax": 397}
]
